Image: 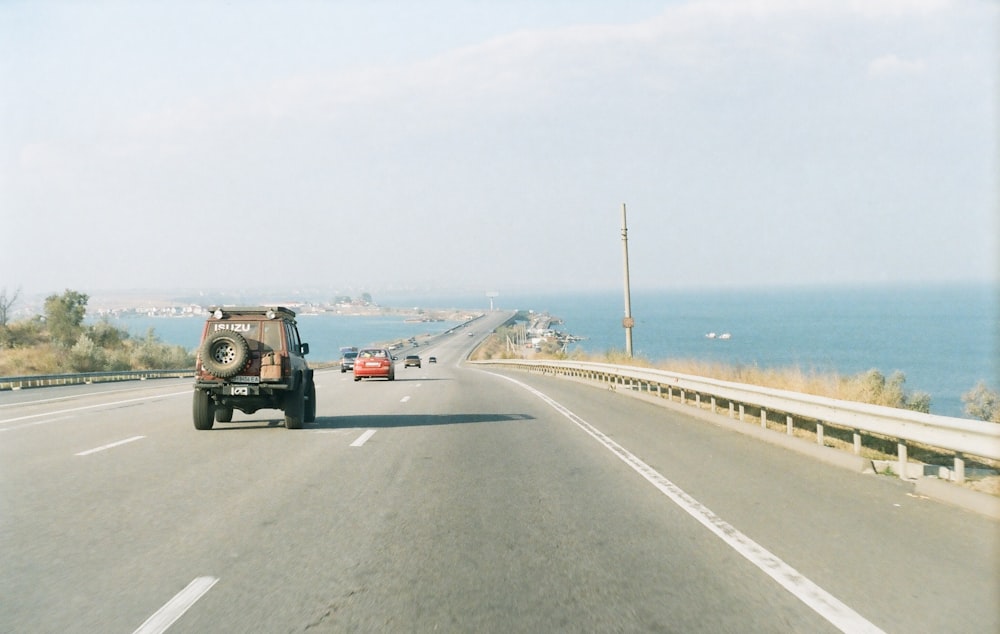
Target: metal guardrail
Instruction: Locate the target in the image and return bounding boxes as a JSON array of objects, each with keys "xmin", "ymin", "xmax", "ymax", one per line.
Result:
[
  {"xmin": 0, "ymin": 369, "xmax": 195, "ymax": 390},
  {"xmin": 473, "ymin": 359, "xmax": 1000, "ymax": 482}
]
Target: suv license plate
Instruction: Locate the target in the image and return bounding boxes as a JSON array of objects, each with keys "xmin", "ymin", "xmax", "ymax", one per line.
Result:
[
  {"xmin": 231, "ymin": 375, "xmax": 260, "ymax": 384},
  {"xmin": 231, "ymin": 386, "xmax": 249, "ymax": 396}
]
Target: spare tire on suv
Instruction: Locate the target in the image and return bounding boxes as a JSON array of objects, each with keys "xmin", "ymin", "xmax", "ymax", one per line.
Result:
[
  {"xmin": 192, "ymin": 306, "xmax": 314, "ymax": 430},
  {"xmin": 199, "ymin": 329, "xmax": 251, "ymax": 378}
]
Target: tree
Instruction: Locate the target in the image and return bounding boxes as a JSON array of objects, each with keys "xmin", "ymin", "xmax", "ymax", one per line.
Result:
[
  {"xmin": 44, "ymin": 289, "xmax": 89, "ymax": 347},
  {"xmin": 0, "ymin": 286, "xmax": 20, "ymax": 327}
]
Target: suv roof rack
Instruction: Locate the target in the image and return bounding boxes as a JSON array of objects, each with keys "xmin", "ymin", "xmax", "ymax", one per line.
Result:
[{"xmin": 207, "ymin": 306, "xmax": 297, "ymax": 319}]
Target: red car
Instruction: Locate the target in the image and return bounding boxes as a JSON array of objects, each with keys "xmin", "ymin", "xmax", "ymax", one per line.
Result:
[{"xmin": 353, "ymin": 348, "xmax": 396, "ymax": 381}]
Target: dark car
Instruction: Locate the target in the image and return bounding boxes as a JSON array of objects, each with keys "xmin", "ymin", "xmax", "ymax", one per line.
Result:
[
  {"xmin": 404, "ymin": 354, "xmax": 421, "ymax": 368},
  {"xmin": 340, "ymin": 350, "xmax": 358, "ymax": 373},
  {"xmin": 353, "ymin": 348, "xmax": 395, "ymax": 381},
  {"xmin": 428, "ymin": 356, "xmax": 437, "ymax": 364}
]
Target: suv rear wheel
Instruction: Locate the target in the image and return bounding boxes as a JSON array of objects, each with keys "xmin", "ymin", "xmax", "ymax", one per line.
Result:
[
  {"xmin": 305, "ymin": 380, "xmax": 316, "ymax": 423},
  {"xmin": 193, "ymin": 389, "xmax": 215, "ymax": 430},
  {"xmin": 284, "ymin": 378, "xmax": 305, "ymax": 429}
]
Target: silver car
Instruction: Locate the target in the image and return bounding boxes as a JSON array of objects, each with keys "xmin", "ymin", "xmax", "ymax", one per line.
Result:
[{"xmin": 340, "ymin": 351, "xmax": 358, "ymax": 373}]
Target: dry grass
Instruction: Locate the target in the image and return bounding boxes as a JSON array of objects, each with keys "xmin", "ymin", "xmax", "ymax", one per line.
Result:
[
  {"xmin": 560, "ymin": 353, "xmax": 928, "ymax": 409},
  {"xmin": 969, "ymin": 476, "xmax": 1000, "ymax": 495},
  {"xmin": 0, "ymin": 345, "xmax": 62, "ymax": 376}
]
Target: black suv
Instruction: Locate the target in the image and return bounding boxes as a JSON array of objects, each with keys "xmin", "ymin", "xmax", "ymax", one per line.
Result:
[{"xmin": 193, "ymin": 306, "xmax": 314, "ymax": 430}]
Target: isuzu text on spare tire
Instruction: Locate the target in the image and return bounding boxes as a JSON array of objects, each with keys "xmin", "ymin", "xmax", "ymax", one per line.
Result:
[{"xmin": 192, "ymin": 306, "xmax": 315, "ymax": 430}]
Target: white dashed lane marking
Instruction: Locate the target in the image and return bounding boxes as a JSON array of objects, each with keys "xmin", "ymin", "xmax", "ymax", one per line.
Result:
[
  {"xmin": 133, "ymin": 576, "xmax": 218, "ymax": 634},
  {"xmin": 75, "ymin": 435, "xmax": 146, "ymax": 456},
  {"xmin": 350, "ymin": 429, "xmax": 377, "ymax": 447}
]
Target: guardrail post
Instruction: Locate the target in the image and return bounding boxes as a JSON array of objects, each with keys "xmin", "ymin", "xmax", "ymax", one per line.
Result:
[
  {"xmin": 816, "ymin": 421, "xmax": 824, "ymax": 446},
  {"xmin": 761, "ymin": 409, "xmax": 768, "ymax": 429},
  {"xmin": 954, "ymin": 453, "xmax": 965, "ymax": 484},
  {"xmin": 711, "ymin": 396, "xmax": 717, "ymax": 414},
  {"xmin": 739, "ymin": 404, "xmax": 745, "ymax": 421},
  {"xmin": 728, "ymin": 402, "xmax": 734, "ymax": 418},
  {"xmin": 786, "ymin": 414, "xmax": 793, "ymax": 436},
  {"xmin": 656, "ymin": 384, "xmax": 662, "ymax": 398},
  {"xmin": 696, "ymin": 393, "xmax": 701, "ymax": 407},
  {"xmin": 853, "ymin": 430, "xmax": 862, "ymax": 455},
  {"xmin": 667, "ymin": 386, "xmax": 673, "ymax": 401},
  {"xmin": 897, "ymin": 441, "xmax": 909, "ymax": 479},
  {"xmin": 680, "ymin": 390, "xmax": 686, "ymax": 405}
]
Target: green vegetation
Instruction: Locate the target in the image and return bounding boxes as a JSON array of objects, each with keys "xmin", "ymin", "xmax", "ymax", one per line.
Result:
[
  {"xmin": 0, "ymin": 289, "xmax": 194, "ymax": 376},
  {"xmin": 474, "ymin": 327, "xmax": 1000, "ymax": 421}
]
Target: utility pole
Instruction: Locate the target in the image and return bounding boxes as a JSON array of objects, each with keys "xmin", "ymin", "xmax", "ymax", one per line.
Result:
[{"xmin": 621, "ymin": 203, "xmax": 634, "ymax": 357}]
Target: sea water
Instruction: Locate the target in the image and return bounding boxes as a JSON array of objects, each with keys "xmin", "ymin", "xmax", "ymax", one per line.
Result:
[
  {"xmin": 383, "ymin": 283, "xmax": 997, "ymax": 418},
  {"xmin": 101, "ymin": 314, "xmax": 467, "ymax": 364},
  {"xmin": 102, "ymin": 283, "xmax": 997, "ymax": 418}
]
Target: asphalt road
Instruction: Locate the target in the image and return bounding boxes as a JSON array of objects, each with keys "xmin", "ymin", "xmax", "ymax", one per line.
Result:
[{"xmin": 1, "ymin": 313, "xmax": 997, "ymax": 633}]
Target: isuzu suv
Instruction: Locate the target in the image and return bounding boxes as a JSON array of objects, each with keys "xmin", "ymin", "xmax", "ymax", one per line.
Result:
[{"xmin": 193, "ymin": 306, "xmax": 315, "ymax": 430}]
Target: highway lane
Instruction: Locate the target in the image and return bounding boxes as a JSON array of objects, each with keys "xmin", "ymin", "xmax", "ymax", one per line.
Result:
[
  {"xmin": 486, "ymin": 368, "xmax": 1000, "ymax": 632},
  {"xmin": 0, "ymin": 317, "xmax": 996, "ymax": 632}
]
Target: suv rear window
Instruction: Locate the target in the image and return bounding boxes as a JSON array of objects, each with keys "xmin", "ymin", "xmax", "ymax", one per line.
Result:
[{"xmin": 209, "ymin": 321, "xmax": 283, "ymax": 354}]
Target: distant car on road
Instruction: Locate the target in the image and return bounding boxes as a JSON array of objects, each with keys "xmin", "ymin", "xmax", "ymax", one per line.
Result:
[
  {"xmin": 353, "ymin": 348, "xmax": 395, "ymax": 381},
  {"xmin": 340, "ymin": 350, "xmax": 358, "ymax": 373},
  {"xmin": 404, "ymin": 354, "xmax": 421, "ymax": 368},
  {"xmin": 428, "ymin": 356, "xmax": 437, "ymax": 364}
]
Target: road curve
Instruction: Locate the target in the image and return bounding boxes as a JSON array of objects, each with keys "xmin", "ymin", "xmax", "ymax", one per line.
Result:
[{"xmin": 1, "ymin": 312, "xmax": 996, "ymax": 632}]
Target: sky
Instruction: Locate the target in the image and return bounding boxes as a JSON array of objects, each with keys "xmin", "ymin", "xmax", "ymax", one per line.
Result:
[{"xmin": 1, "ymin": 0, "xmax": 997, "ymax": 300}]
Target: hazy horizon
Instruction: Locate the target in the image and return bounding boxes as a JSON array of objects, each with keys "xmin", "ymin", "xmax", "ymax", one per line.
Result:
[{"xmin": 2, "ymin": 1, "xmax": 996, "ymax": 299}]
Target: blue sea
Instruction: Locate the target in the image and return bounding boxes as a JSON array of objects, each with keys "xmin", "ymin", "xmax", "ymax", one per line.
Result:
[{"xmin": 102, "ymin": 283, "xmax": 997, "ymax": 419}]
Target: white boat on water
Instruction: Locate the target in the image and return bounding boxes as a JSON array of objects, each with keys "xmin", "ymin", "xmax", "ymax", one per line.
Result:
[
  {"xmin": 718, "ymin": 332, "xmax": 731, "ymax": 340},
  {"xmin": 705, "ymin": 332, "xmax": 717, "ymax": 339}
]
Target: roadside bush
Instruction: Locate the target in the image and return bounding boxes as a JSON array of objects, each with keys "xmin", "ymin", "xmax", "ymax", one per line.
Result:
[
  {"xmin": 0, "ymin": 318, "xmax": 48, "ymax": 349},
  {"xmin": 963, "ymin": 382, "xmax": 1000, "ymax": 423},
  {"xmin": 87, "ymin": 319, "xmax": 126, "ymax": 348},
  {"xmin": 840, "ymin": 369, "xmax": 930, "ymax": 413},
  {"xmin": 68, "ymin": 335, "xmax": 107, "ymax": 372},
  {"xmin": 0, "ymin": 314, "xmax": 194, "ymax": 376},
  {"xmin": 129, "ymin": 328, "xmax": 194, "ymax": 370}
]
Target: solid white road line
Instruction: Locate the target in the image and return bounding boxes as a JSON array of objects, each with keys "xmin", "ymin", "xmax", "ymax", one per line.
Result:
[
  {"xmin": 351, "ymin": 429, "xmax": 377, "ymax": 447},
  {"xmin": 0, "ymin": 415, "xmax": 75, "ymax": 432},
  {"xmin": 133, "ymin": 576, "xmax": 218, "ymax": 634},
  {"xmin": 75, "ymin": 435, "xmax": 146, "ymax": 456},
  {"xmin": 0, "ymin": 384, "xmax": 171, "ymax": 409},
  {"xmin": 0, "ymin": 390, "xmax": 189, "ymax": 427},
  {"xmin": 490, "ymin": 372, "xmax": 885, "ymax": 634}
]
